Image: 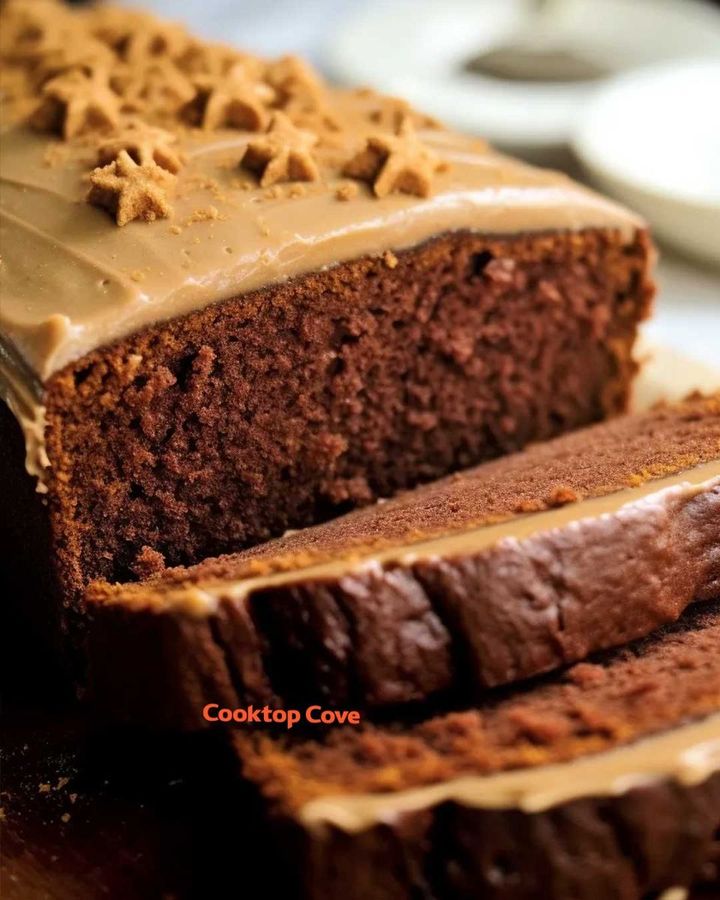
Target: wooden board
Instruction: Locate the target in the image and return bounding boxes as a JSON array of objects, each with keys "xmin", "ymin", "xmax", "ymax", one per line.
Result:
[{"xmin": 1, "ymin": 704, "xmax": 278, "ymax": 900}]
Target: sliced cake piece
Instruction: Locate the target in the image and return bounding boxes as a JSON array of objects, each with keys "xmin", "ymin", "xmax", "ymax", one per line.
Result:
[
  {"xmin": 0, "ymin": 2, "xmax": 654, "ymax": 659},
  {"xmin": 86, "ymin": 394, "xmax": 720, "ymax": 728},
  {"xmin": 233, "ymin": 603, "xmax": 720, "ymax": 900}
]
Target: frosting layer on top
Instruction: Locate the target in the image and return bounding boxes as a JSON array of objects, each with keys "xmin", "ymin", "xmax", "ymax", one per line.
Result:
[{"xmin": 0, "ymin": 2, "xmax": 642, "ymax": 383}]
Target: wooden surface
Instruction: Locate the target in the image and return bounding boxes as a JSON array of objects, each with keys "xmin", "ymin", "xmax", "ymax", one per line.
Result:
[
  {"xmin": 1, "ymin": 706, "xmax": 252, "ymax": 900},
  {"xmin": 0, "ymin": 593, "xmax": 276, "ymax": 900}
]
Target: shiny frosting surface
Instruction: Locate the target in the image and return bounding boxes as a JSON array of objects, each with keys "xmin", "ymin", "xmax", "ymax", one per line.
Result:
[
  {"xmin": 0, "ymin": 1, "xmax": 640, "ymax": 385},
  {"xmin": 0, "ymin": 117, "xmax": 640, "ymax": 383}
]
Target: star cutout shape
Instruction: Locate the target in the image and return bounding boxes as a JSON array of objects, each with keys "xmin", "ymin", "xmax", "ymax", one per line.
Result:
[
  {"xmin": 343, "ymin": 117, "xmax": 444, "ymax": 198},
  {"xmin": 240, "ymin": 112, "xmax": 320, "ymax": 186},
  {"xmin": 195, "ymin": 61, "xmax": 274, "ymax": 131},
  {"xmin": 265, "ymin": 55, "xmax": 323, "ymax": 103},
  {"xmin": 32, "ymin": 66, "xmax": 120, "ymax": 139},
  {"xmin": 179, "ymin": 42, "xmax": 261, "ymax": 81},
  {"xmin": 1, "ymin": 0, "xmax": 73, "ymax": 65},
  {"xmin": 35, "ymin": 40, "xmax": 115, "ymax": 85},
  {"xmin": 264, "ymin": 54, "xmax": 339, "ymax": 132},
  {"xmin": 89, "ymin": 7, "xmax": 190, "ymax": 64},
  {"xmin": 112, "ymin": 58, "xmax": 195, "ymax": 118},
  {"xmin": 87, "ymin": 149, "xmax": 175, "ymax": 226},
  {"xmin": 97, "ymin": 120, "xmax": 184, "ymax": 173}
]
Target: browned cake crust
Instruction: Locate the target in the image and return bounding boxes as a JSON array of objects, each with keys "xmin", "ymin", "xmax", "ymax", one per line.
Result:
[
  {"xmin": 232, "ymin": 603, "xmax": 720, "ymax": 900},
  {"xmin": 85, "ymin": 395, "xmax": 720, "ymax": 729},
  {"xmin": 2, "ymin": 226, "xmax": 652, "ymax": 657}
]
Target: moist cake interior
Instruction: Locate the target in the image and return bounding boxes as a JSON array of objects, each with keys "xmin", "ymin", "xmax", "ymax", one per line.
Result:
[{"xmin": 236, "ymin": 601, "xmax": 720, "ymax": 812}]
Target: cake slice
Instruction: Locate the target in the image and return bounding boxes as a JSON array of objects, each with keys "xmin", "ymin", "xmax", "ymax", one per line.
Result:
[
  {"xmin": 233, "ymin": 603, "xmax": 720, "ymax": 900},
  {"xmin": 86, "ymin": 394, "xmax": 720, "ymax": 728},
  {"xmin": 0, "ymin": 2, "xmax": 653, "ymax": 657}
]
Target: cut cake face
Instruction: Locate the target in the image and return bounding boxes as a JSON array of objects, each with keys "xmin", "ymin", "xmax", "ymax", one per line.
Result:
[
  {"xmin": 232, "ymin": 602, "xmax": 720, "ymax": 900},
  {"xmin": 0, "ymin": 2, "xmax": 653, "ymax": 659},
  {"xmin": 86, "ymin": 394, "xmax": 720, "ymax": 728}
]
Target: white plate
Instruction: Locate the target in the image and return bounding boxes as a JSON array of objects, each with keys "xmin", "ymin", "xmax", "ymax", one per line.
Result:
[
  {"xmin": 633, "ymin": 337, "xmax": 720, "ymax": 411},
  {"xmin": 573, "ymin": 60, "xmax": 720, "ymax": 266},
  {"xmin": 325, "ymin": 0, "xmax": 720, "ymax": 152}
]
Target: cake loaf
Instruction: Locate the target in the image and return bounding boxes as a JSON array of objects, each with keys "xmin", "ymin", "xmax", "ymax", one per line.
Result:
[
  {"xmin": 233, "ymin": 602, "xmax": 720, "ymax": 900},
  {"xmin": 0, "ymin": 1, "xmax": 654, "ymax": 655},
  {"xmin": 86, "ymin": 394, "xmax": 720, "ymax": 728}
]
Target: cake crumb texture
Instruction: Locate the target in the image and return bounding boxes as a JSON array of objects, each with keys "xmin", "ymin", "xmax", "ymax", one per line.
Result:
[
  {"xmin": 41, "ymin": 229, "xmax": 651, "ymax": 618},
  {"xmin": 237, "ymin": 602, "xmax": 720, "ymax": 810}
]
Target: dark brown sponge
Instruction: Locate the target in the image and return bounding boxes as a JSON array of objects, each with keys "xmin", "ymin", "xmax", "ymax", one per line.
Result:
[
  {"xmin": 85, "ymin": 394, "xmax": 719, "ymax": 729},
  {"xmin": 232, "ymin": 603, "xmax": 720, "ymax": 900},
  {"xmin": 1, "ymin": 227, "xmax": 653, "ymax": 659}
]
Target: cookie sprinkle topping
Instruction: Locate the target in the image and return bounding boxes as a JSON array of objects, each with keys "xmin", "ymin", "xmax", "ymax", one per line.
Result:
[
  {"xmin": 241, "ymin": 112, "xmax": 320, "ymax": 187},
  {"xmin": 1, "ymin": 0, "xmax": 452, "ymax": 225},
  {"xmin": 88, "ymin": 149, "xmax": 176, "ymax": 225},
  {"xmin": 343, "ymin": 117, "xmax": 444, "ymax": 198}
]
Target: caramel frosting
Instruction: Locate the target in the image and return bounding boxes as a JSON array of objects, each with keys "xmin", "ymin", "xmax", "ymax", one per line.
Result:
[
  {"xmin": 0, "ymin": 2, "xmax": 642, "ymax": 388},
  {"xmin": 92, "ymin": 459, "xmax": 720, "ymax": 616},
  {"xmin": 298, "ymin": 712, "xmax": 720, "ymax": 832},
  {"xmin": 0, "ymin": 120, "xmax": 641, "ymax": 384}
]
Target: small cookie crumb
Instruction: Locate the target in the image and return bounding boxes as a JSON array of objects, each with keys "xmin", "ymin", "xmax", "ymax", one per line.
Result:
[
  {"xmin": 184, "ymin": 205, "xmax": 220, "ymax": 225},
  {"xmin": 383, "ymin": 250, "xmax": 398, "ymax": 269},
  {"xmin": 547, "ymin": 485, "xmax": 579, "ymax": 507},
  {"xmin": 335, "ymin": 181, "xmax": 359, "ymax": 202}
]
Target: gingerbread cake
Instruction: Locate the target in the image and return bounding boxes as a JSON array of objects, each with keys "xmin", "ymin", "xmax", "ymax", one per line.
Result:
[
  {"xmin": 0, "ymin": 1, "xmax": 655, "ymax": 658},
  {"xmin": 232, "ymin": 602, "xmax": 720, "ymax": 900},
  {"xmin": 85, "ymin": 394, "xmax": 720, "ymax": 728}
]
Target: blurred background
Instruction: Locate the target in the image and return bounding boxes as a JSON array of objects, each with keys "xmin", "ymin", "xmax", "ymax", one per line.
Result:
[{"xmin": 116, "ymin": 0, "xmax": 720, "ymax": 367}]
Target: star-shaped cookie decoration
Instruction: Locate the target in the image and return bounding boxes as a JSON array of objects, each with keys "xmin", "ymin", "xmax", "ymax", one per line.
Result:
[
  {"xmin": 31, "ymin": 66, "xmax": 120, "ymax": 139},
  {"xmin": 265, "ymin": 55, "xmax": 322, "ymax": 104},
  {"xmin": 240, "ymin": 112, "xmax": 319, "ymax": 186},
  {"xmin": 264, "ymin": 54, "xmax": 339, "ymax": 133},
  {"xmin": 89, "ymin": 7, "xmax": 190, "ymax": 64},
  {"xmin": 343, "ymin": 117, "xmax": 445, "ymax": 198},
  {"xmin": 366, "ymin": 97, "xmax": 440, "ymax": 134},
  {"xmin": 35, "ymin": 40, "xmax": 116, "ymax": 86},
  {"xmin": 112, "ymin": 58, "xmax": 195, "ymax": 118},
  {"xmin": 1, "ymin": 0, "xmax": 73, "ymax": 66},
  {"xmin": 87, "ymin": 149, "xmax": 175, "ymax": 226},
  {"xmin": 194, "ymin": 61, "xmax": 274, "ymax": 131},
  {"xmin": 97, "ymin": 121, "xmax": 184, "ymax": 173},
  {"xmin": 179, "ymin": 42, "xmax": 262, "ymax": 81}
]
